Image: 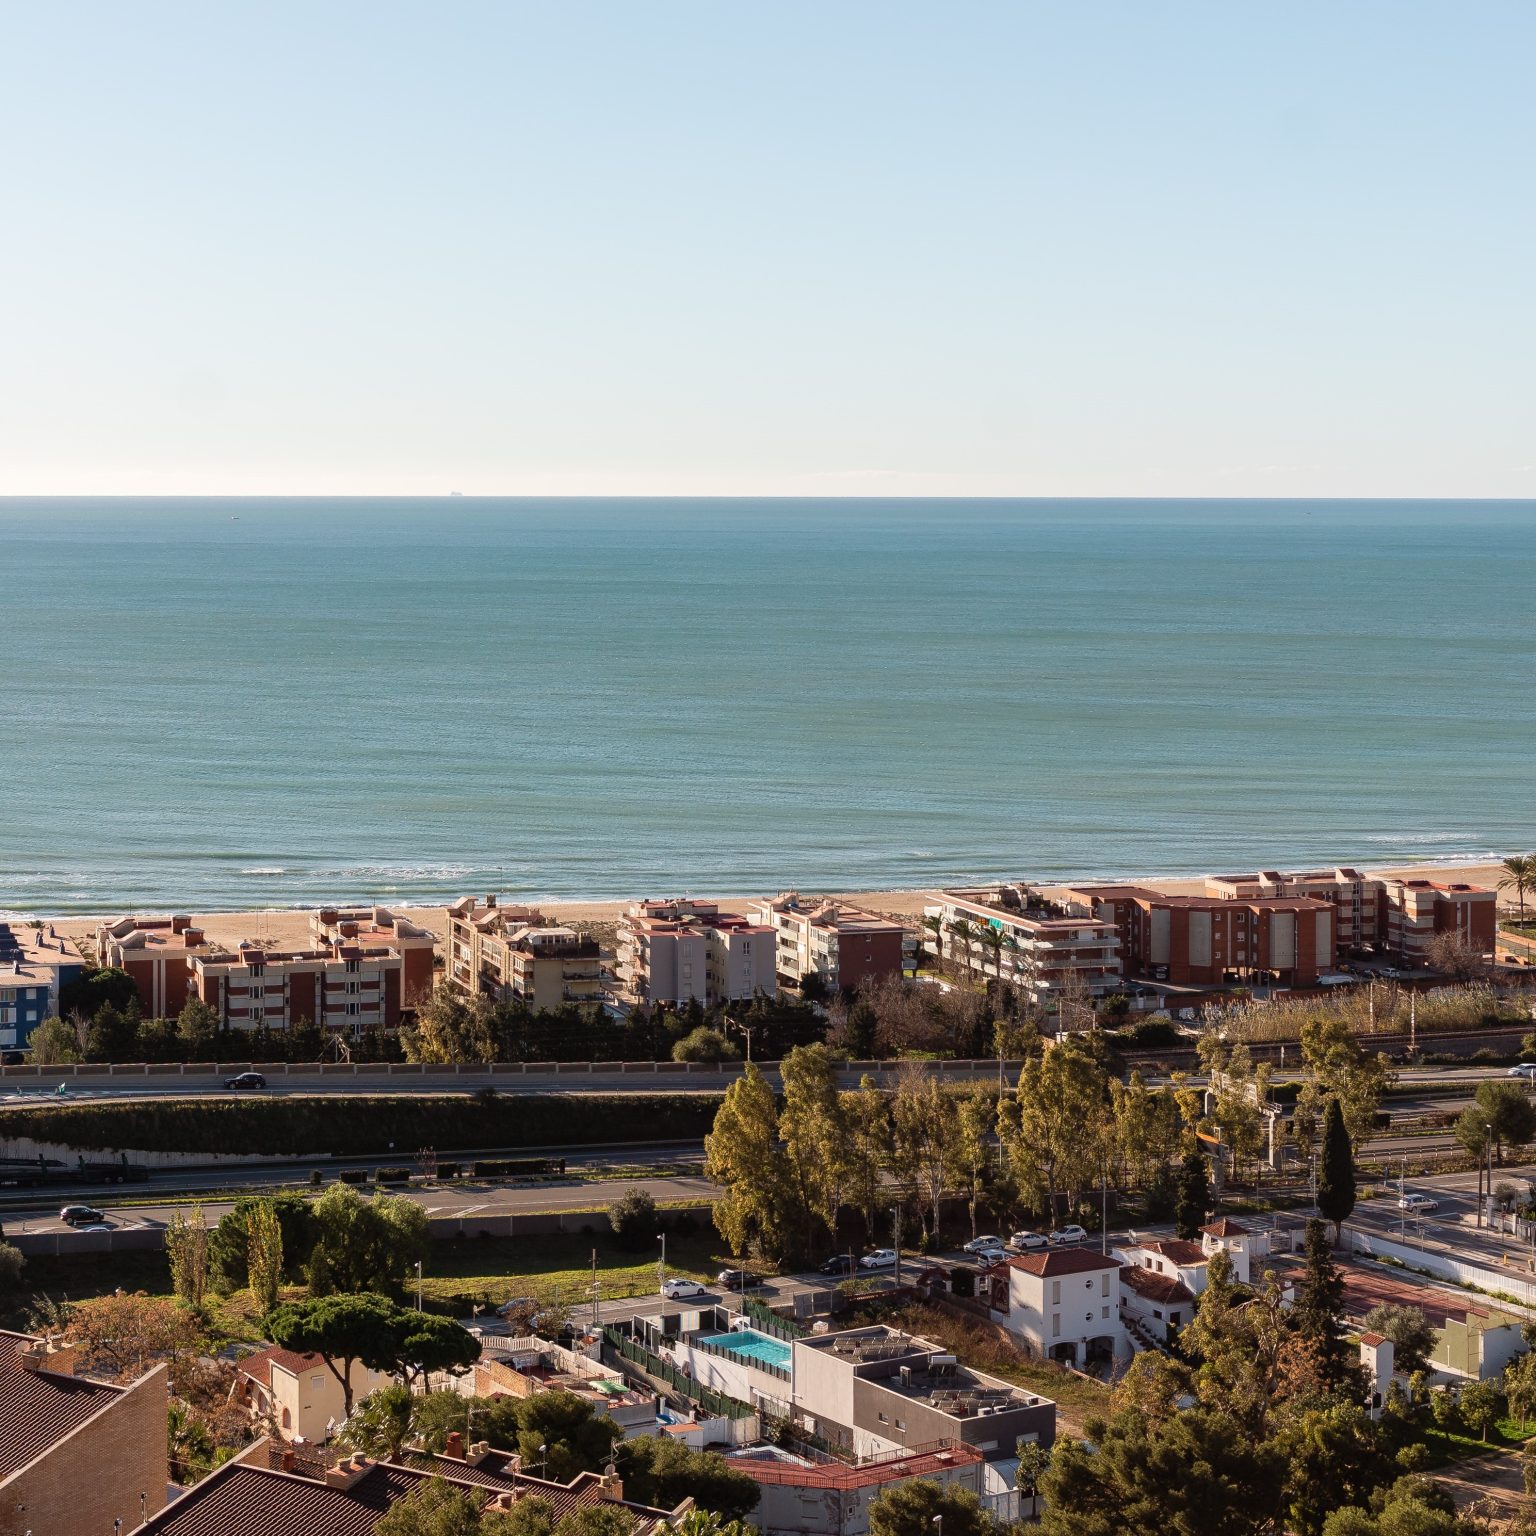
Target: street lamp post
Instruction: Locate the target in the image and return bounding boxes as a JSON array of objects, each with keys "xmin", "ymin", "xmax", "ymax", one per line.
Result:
[{"xmin": 657, "ymin": 1233, "xmax": 667, "ymax": 1292}]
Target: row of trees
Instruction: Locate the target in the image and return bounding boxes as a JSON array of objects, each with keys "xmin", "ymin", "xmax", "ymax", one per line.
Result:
[{"xmin": 704, "ymin": 1024, "xmax": 1380, "ymax": 1264}]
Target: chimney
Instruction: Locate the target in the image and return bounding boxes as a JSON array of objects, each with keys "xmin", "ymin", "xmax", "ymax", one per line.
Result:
[
  {"xmin": 280, "ymin": 1447, "xmax": 296, "ymax": 1474},
  {"xmin": 444, "ymin": 1431, "xmax": 465, "ymax": 1460},
  {"xmin": 323, "ymin": 1454, "xmax": 373, "ymax": 1490},
  {"xmin": 172, "ymin": 915, "xmax": 191, "ymax": 934},
  {"xmin": 18, "ymin": 1343, "xmax": 48, "ymax": 1373},
  {"xmin": 467, "ymin": 1441, "xmax": 495, "ymax": 1466},
  {"xmin": 485, "ymin": 894, "xmax": 498, "ymax": 909},
  {"xmin": 183, "ymin": 928, "xmax": 204, "ymax": 948},
  {"xmin": 598, "ymin": 1469, "xmax": 625, "ymax": 1501}
]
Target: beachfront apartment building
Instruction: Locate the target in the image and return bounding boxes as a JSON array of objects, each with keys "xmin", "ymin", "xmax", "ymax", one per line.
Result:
[
  {"xmin": 0, "ymin": 922, "xmax": 82, "ymax": 1053},
  {"xmin": 926, "ymin": 888, "xmax": 1121, "ymax": 1010},
  {"xmin": 1205, "ymin": 868, "xmax": 1497, "ymax": 967},
  {"xmin": 1207, "ymin": 867, "xmax": 1381, "ymax": 950},
  {"xmin": 98, "ymin": 907, "xmax": 434, "ymax": 1035},
  {"xmin": 744, "ymin": 893, "xmax": 905, "ymax": 993},
  {"xmin": 1059, "ymin": 884, "xmax": 1336, "ymax": 987},
  {"xmin": 1379, "ymin": 877, "xmax": 1498, "ymax": 965},
  {"xmin": 614, "ymin": 899, "xmax": 777, "ymax": 1008},
  {"xmin": 446, "ymin": 895, "xmax": 603, "ymax": 1013}
]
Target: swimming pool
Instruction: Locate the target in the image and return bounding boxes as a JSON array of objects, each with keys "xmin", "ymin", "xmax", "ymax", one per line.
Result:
[{"xmin": 697, "ymin": 1328, "xmax": 792, "ymax": 1370}]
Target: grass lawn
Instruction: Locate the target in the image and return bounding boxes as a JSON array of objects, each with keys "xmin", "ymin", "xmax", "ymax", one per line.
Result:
[
  {"xmin": 0, "ymin": 1222, "xmax": 736, "ymax": 1333},
  {"xmin": 1417, "ymin": 1418, "xmax": 1536, "ymax": 1466}
]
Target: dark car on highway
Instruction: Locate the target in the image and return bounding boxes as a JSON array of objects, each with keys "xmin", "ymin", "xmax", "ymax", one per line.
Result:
[
  {"xmin": 224, "ymin": 1072, "xmax": 267, "ymax": 1091},
  {"xmin": 817, "ymin": 1254, "xmax": 858, "ymax": 1277},
  {"xmin": 60, "ymin": 1204, "xmax": 106, "ymax": 1226}
]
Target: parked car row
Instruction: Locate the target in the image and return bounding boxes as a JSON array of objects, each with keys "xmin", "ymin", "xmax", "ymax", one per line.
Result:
[{"xmin": 961, "ymin": 1226, "xmax": 1088, "ymax": 1262}]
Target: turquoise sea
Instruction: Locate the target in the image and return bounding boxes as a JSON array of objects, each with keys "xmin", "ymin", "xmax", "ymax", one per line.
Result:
[{"xmin": 0, "ymin": 499, "xmax": 1531, "ymax": 915}]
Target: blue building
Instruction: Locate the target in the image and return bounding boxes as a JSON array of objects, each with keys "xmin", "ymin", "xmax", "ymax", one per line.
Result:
[{"xmin": 0, "ymin": 922, "xmax": 82, "ymax": 1053}]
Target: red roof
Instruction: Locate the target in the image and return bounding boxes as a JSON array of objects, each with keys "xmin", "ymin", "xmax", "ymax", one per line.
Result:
[
  {"xmin": 1121, "ymin": 1267, "xmax": 1195, "ymax": 1305},
  {"xmin": 236, "ymin": 1345, "xmax": 323, "ymax": 1390},
  {"xmin": 1007, "ymin": 1250, "xmax": 1121, "ymax": 1277},
  {"xmin": 1141, "ymin": 1239, "xmax": 1208, "ymax": 1266},
  {"xmin": 1201, "ymin": 1218, "xmax": 1250, "ymax": 1238},
  {"xmin": 1360, "ymin": 1332, "xmax": 1387, "ymax": 1347}
]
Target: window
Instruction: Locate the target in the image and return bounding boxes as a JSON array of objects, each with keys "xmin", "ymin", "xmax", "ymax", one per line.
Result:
[
  {"xmin": 344, "ymin": 959, "xmax": 359, "ymax": 974},
  {"xmin": 346, "ymin": 1003, "xmax": 359, "ymax": 1016},
  {"xmin": 1101, "ymin": 1273, "xmax": 1110, "ymax": 1296},
  {"xmin": 877, "ymin": 1412, "xmax": 887, "ymax": 1424},
  {"xmin": 1051, "ymin": 1280, "xmax": 1061, "ymax": 1304},
  {"xmin": 1102, "ymin": 1306, "xmax": 1110, "ymax": 1319},
  {"xmin": 1051, "ymin": 1313, "xmax": 1060, "ymax": 1338}
]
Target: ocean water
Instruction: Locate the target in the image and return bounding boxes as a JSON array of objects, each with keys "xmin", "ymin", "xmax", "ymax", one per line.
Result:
[{"xmin": 0, "ymin": 498, "xmax": 1531, "ymax": 915}]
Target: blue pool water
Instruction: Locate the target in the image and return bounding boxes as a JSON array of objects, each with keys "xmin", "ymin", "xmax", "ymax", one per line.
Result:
[{"xmin": 698, "ymin": 1329, "xmax": 792, "ymax": 1370}]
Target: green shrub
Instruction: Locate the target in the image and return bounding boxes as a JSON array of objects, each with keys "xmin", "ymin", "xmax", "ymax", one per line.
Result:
[
  {"xmin": 375, "ymin": 1167, "xmax": 412, "ymax": 1183},
  {"xmin": 337, "ymin": 1168, "xmax": 368, "ymax": 1184},
  {"xmin": 0, "ymin": 1093, "xmax": 723, "ymax": 1157}
]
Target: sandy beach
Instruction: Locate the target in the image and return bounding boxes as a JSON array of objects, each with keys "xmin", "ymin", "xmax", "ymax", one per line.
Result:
[{"xmin": 42, "ymin": 861, "xmax": 1517, "ymax": 957}]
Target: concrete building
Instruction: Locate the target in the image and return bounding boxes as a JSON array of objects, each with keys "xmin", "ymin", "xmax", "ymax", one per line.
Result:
[
  {"xmin": 984, "ymin": 1250, "xmax": 1127, "ymax": 1367},
  {"xmin": 730, "ymin": 1441, "xmax": 986, "ymax": 1536},
  {"xmin": 0, "ymin": 922, "xmax": 81, "ymax": 1054},
  {"xmin": 615, "ymin": 900, "xmax": 777, "ymax": 1008},
  {"xmin": 0, "ymin": 1330, "xmax": 168, "ymax": 1536},
  {"xmin": 1059, "ymin": 884, "xmax": 1336, "ymax": 987},
  {"xmin": 746, "ymin": 894, "xmax": 906, "ymax": 994},
  {"xmin": 927, "ymin": 888, "xmax": 1122, "ymax": 1010},
  {"xmin": 1111, "ymin": 1239, "xmax": 1211, "ymax": 1345},
  {"xmin": 236, "ymin": 1346, "xmax": 394, "ymax": 1444},
  {"xmin": 1379, "ymin": 878, "xmax": 1498, "ymax": 966},
  {"xmin": 447, "ymin": 896, "xmax": 603, "ymax": 1012},
  {"xmin": 791, "ymin": 1326, "xmax": 1054, "ymax": 1463},
  {"xmin": 99, "ymin": 908, "xmax": 433, "ymax": 1036}
]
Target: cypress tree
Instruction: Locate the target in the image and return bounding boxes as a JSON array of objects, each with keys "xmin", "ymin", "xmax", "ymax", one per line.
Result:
[
  {"xmin": 1316, "ymin": 1096, "xmax": 1356, "ymax": 1245},
  {"xmin": 1174, "ymin": 1147, "xmax": 1210, "ymax": 1239}
]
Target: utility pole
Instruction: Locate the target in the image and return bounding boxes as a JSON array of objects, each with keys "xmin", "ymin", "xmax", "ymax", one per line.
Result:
[
  {"xmin": 892, "ymin": 1202, "xmax": 903, "ymax": 1287},
  {"xmin": 591, "ymin": 1248, "xmax": 600, "ymax": 1330}
]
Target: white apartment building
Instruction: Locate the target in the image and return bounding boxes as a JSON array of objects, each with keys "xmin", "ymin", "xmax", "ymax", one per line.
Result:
[
  {"xmin": 745, "ymin": 893, "xmax": 905, "ymax": 991},
  {"xmin": 927, "ymin": 888, "xmax": 1121, "ymax": 1010},
  {"xmin": 1110, "ymin": 1238, "xmax": 1210, "ymax": 1346},
  {"xmin": 614, "ymin": 899, "xmax": 777, "ymax": 1008},
  {"xmin": 985, "ymin": 1251, "xmax": 1127, "ymax": 1367}
]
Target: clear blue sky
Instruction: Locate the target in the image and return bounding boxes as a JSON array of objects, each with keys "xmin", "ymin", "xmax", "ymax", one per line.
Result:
[{"xmin": 1, "ymin": 3, "xmax": 1531, "ymax": 497}]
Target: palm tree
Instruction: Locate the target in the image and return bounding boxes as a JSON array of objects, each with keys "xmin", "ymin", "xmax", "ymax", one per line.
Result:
[
  {"xmin": 921, "ymin": 915, "xmax": 946, "ymax": 975},
  {"xmin": 1501, "ymin": 854, "xmax": 1536, "ymax": 927},
  {"xmin": 946, "ymin": 919, "xmax": 977, "ymax": 979},
  {"xmin": 979, "ymin": 925, "xmax": 1005, "ymax": 980}
]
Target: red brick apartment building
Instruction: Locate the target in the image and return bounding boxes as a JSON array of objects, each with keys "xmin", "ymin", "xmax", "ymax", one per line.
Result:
[
  {"xmin": 1060, "ymin": 885, "xmax": 1336, "ymax": 987},
  {"xmin": 1377, "ymin": 877, "xmax": 1497, "ymax": 964},
  {"xmin": 97, "ymin": 907, "xmax": 434, "ymax": 1035},
  {"xmin": 0, "ymin": 1330, "xmax": 168, "ymax": 1536}
]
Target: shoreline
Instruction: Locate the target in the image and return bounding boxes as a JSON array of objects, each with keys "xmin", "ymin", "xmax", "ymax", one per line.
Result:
[{"xmin": 22, "ymin": 856, "xmax": 1518, "ymax": 952}]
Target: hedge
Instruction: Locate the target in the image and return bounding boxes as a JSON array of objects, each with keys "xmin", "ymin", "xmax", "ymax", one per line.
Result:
[{"xmin": 0, "ymin": 1092, "xmax": 724, "ymax": 1158}]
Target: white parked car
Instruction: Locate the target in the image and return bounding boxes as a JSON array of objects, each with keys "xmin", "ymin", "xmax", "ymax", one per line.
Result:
[
  {"xmin": 1010, "ymin": 1230, "xmax": 1048, "ymax": 1251},
  {"xmin": 1509, "ymin": 1064, "xmax": 1536, "ymax": 1080},
  {"xmin": 963, "ymin": 1234, "xmax": 1004, "ymax": 1254},
  {"xmin": 659, "ymin": 1277, "xmax": 708, "ymax": 1299},
  {"xmin": 1398, "ymin": 1193, "xmax": 1438, "ymax": 1214},
  {"xmin": 859, "ymin": 1248, "xmax": 899, "ymax": 1270},
  {"xmin": 1049, "ymin": 1224, "xmax": 1088, "ymax": 1246},
  {"xmin": 969, "ymin": 1244, "xmax": 1007, "ymax": 1266}
]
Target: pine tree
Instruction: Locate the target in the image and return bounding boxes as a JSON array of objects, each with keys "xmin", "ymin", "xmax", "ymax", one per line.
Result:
[
  {"xmin": 1316, "ymin": 1096, "xmax": 1356, "ymax": 1245},
  {"xmin": 1174, "ymin": 1148, "xmax": 1210, "ymax": 1239},
  {"xmin": 1294, "ymin": 1219, "xmax": 1351, "ymax": 1390}
]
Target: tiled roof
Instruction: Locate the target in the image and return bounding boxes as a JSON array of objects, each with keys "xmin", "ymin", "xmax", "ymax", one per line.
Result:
[
  {"xmin": 0, "ymin": 1331, "xmax": 125, "ymax": 1478},
  {"xmin": 1007, "ymin": 1250, "xmax": 1121, "ymax": 1277},
  {"xmin": 1360, "ymin": 1331, "xmax": 1387, "ymax": 1347},
  {"xmin": 142, "ymin": 1453, "xmax": 672, "ymax": 1536},
  {"xmin": 1121, "ymin": 1267, "xmax": 1195, "ymax": 1305},
  {"xmin": 1201, "ymin": 1218, "xmax": 1250, "ymax": 1238},
  {"xmin": 1142, "ymin": 1239, "xmax": 1208, "ymax": 1266},
  {"xmin": 235, "ymin": 1345, "xmax": 321, "ymax": 1391}
]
